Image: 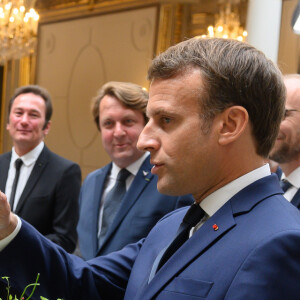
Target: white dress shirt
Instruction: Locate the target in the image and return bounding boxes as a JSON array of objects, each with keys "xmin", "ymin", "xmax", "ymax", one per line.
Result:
[
  {"xmin": 191, "ymin": 164, "xmax": 271, "ymax": 235},
  {"xmin": 5, "ymin": 142, "xmax": 44, "ymax": 211},
  {"xmin": 281, "ymin": 166, "xmax": 300, "ymax": 202}
]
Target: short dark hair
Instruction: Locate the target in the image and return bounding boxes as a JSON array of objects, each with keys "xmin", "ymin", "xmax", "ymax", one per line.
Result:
[
  {"xmin": 8, "ymin": 85, "xmax": 53, "ymax": 129},
  {"xmin": 92, "ymin": 81, "xmax": 149, "ymax": 131},
  {"xmin": 148, "ymin": 37, "xmax": 286, "ymax": 158}
]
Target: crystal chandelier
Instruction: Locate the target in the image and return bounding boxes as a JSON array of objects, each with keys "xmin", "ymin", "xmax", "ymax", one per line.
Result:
[
  {"xmin": 203, "ymin": 1, "xmax": 248, "ymax": 42},
  {"xmin": 0, "ymin": 0, "xmax": 39, "ymax": 65}
]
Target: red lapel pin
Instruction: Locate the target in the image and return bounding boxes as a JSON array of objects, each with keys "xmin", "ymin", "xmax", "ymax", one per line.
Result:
[{"xmin": 213, "ymin": 224, "xmax": 219, "ymax": 231}]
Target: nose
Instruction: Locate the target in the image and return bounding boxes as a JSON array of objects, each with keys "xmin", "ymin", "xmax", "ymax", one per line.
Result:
[
  {"xmin": 278, "ymin": 121, "xmax": 287, "ymax": 136},
  {"xmin": 137, "ymin": 121, "xmax": 160, "ymax": 152},
  {"xmin": 20, "ymin": 113, "xmax": 29, "ymax": 125},
  {"xmin": 113, "ymin": 122, "xmax": 126, "ymax": 137}
]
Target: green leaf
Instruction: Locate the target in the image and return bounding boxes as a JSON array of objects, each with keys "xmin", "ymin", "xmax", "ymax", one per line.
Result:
[
  {"xmin": 1, "ymin": 274, "xmax": 62, "ymax": 300},
  {"xmin": 1, "ymin": 277, "xmax": 9, "ymax": 280}
]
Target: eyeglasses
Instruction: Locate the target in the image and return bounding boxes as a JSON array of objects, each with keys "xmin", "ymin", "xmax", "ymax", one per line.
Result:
[{"xmin": 284, "ymin": 109, "xmax": 300, "ymax": 118}]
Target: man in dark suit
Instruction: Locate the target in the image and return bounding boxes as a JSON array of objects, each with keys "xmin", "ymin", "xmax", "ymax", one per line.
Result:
[
  {"xmin": 1, "ymin": 38, "xmax": 300, "ymax": 300},
  {"xmin": 0, "ymin": 85, "xmax": 81, "ymax": 252},
  {"xmin": 77, "ymin": 81, "xmax": 193, "ymax": 259},
  {"xmin": 270, "ymin": 74, "xmax": 300, "ymax": 209}
]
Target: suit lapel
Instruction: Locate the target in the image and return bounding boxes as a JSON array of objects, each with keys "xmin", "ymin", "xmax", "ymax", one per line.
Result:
[
  {"xmin": 138, "ymin": 200, "xmax": 236, "ymax": 300},
  {"xmin": 136, "ymin": 174, "xmax": 283, "ymax": 299},
  {"xmin": 275, "ymin": 166, "xmax": 282, "ymax": 180},
  {"xmin": 98, "ymin": 156, "xmax": 153, "ymax": 253},
  {"xmin": 91, "ymin": 164, "xmax": 111, "ymax": 254},
  {"xmin": 0, "ymin": 153, "xmax": 11, "ymax": 191},
  {"xmin": 15, "ymin": 147, "xmax": 49, "ymax": 214}
]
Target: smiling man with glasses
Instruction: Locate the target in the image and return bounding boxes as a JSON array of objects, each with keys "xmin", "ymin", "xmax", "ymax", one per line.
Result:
[{"xmin": 270, "ymin": 74, "xmax": 300, "ymax": 209}]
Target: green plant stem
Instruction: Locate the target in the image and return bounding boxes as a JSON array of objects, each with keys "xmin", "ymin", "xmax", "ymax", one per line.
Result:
[{"xmin": 20, "ymin": 273, "xmax": 40, "ymax": 300}]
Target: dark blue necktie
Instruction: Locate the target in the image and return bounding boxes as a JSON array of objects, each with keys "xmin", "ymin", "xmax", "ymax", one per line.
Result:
[
  {"xmin": 10, "ymin": 158, "xmax": 23, "ymax": 212},
  {"xmin": 156, "ymin": 203, "xmax": 206, "ymax": 271},
  {"xmin": 291, "ymin": 191, "xmax": 300, "ymax": 208},
  {"xmin": 98, "ymin": 168, "xmax": 131, "ymax": 248},
  {"xmin": 280, "ymin": 179, "xmax": 292, "ymax": 193},
  {"xmin": 280, "ymin": 179, "xmax": 300, "ymax": 208}
]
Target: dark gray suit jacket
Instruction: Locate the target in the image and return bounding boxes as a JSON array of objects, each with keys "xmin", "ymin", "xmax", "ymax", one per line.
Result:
[{"xmin": 0, "ymin": 145, "xmax": 81, "ymax": 252}]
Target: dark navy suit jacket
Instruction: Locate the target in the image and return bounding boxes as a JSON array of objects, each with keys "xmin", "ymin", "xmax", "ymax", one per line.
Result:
[
  {"xmin": 1, "ymin": 175, "xmax": 300, "ymax": 300},
  {"xmin": 77, "ymin": 155, "xmax": 194, "ymax": 259},
  {"xmin": 0, "ymin": 145, "xmax": 81, "ymax": 252}
]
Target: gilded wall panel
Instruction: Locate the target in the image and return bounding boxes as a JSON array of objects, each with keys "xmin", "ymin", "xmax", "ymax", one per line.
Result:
[{"xmin": 36, "ymin": 6, "xmax": 156, "ymax": 178}]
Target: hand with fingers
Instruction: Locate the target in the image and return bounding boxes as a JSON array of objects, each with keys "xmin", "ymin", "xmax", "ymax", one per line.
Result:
[{"xmin": 0, "ymin": 190, "xmax": 18, "ymax": 240}]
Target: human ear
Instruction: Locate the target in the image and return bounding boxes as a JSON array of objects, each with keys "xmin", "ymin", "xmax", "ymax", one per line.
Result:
[
  {"xmin": 43, "ymin": 121, "xmax": 51, "ymax": 135},
  {"xmin": 217, "ymin": 106, "xmax": 249, "ymax": 145}
]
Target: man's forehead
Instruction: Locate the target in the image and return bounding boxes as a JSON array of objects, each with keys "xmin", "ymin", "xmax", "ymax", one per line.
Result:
[
  {"xmin": 285, "ymin": 79, "xmax": 300, "ymax": 101},
  {"xmin": 15, "ymin": 92, "xmax": 44, "ymax": 102},
  {"xmin": 11, "ymin": 94, "xmax": 46, "ymax": 117},
  {"xmin": 13, "ymin": 106, "xmax": 41, "ymax": 112},
  {"xmin": 101, "ymin": 110, "xmax": 140, "ymax": 118},
  {"xmin": 284, "ymin": 77, "xmax": 300, "ymax": 85},
  {"xmin": 99, "ymin": 104, "xmax": 144, "ymax": 120},
  {"xmin": 146, "ymin": 92, "xmax": 173, "ymax": 113}
]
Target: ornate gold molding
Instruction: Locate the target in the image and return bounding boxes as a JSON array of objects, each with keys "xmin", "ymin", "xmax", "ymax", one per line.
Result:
[
  {"xmin": 37, "ymin": 0, "xmax": 158, "ymax": 24},
  {"xmin": 0, "ymin": 0, "xmax": 198, "ymax": 152},
  {"xmin": 36, "ymin": 0, "xmax": 196, "ymax": 24}
]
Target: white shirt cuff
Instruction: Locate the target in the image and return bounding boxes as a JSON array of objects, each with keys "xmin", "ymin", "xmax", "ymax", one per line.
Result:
[{"xmin": 0, "ymin": 216, "xmax": 22, "ymax": 251}]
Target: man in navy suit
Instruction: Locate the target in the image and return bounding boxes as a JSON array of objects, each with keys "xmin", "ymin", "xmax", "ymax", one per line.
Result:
[
  {"xmin": 270, "ymin": 74, "xmax": 300, "ymax": 209},
  {"xmin": 77, "ymin": 81, "xmax": 193, "ymax": 259},
  {"xmin": 1, "ymin": 38, "xmax": 300, "ymax": 300}
]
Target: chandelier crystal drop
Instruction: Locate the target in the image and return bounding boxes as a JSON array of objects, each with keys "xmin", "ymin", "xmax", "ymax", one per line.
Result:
[
  {"xmin": 0, "ymin": 0, "xmax": 39, "ymax": 65},
  {"xmin": 200, "ymin": 1, "xmax": 247, "ymax": 42}
]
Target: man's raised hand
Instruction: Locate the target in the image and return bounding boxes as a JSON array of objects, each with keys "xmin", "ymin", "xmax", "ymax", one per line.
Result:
[{"xmin": 0, "ymin": 191, "xmax": 17, "ymax": 239}]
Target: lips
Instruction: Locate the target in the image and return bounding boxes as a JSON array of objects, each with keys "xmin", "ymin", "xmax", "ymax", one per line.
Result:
[
  {"xmin": 17, "ymin": 129, "xmax": 31, "ymax": 134},
  {"xmin": 114, "ymin": 143, "xmax": 128, "ymax": 148},
  {"xmin": 151, "ymin": 162, "xmax": 164, "ymax": 174}
]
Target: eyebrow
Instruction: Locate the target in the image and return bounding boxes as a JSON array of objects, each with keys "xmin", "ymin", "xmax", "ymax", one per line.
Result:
[
  {"xmin": 285, "ymin": 108, "xmax": 300, "ymax": 113},
  {"xmin": 147, "ymin": 108, "xmax": 175, "ymax": 118},
  {"xmin": 13, "ymin": 107, "xmax": 41, "ymax": 113},
  {"xmin": 100, "ymin": 113, "xmax": 138, "ymax": 121}
]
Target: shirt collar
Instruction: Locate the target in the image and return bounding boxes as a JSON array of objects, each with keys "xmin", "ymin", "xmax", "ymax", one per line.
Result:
[
  {"xmin": 200, "ymin": 164, "xmax": 271, "ymax": 217},
  {"xmin": 12, "ymin": 141, "xmax": 44, "ymax": 167},
  {"xmin": 282, "ymin": 166, "xmax": 300, "ymax": 189},
  {"xmin": 111, "ymin": 152, "xmax": 149, "ymax": 178}
]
